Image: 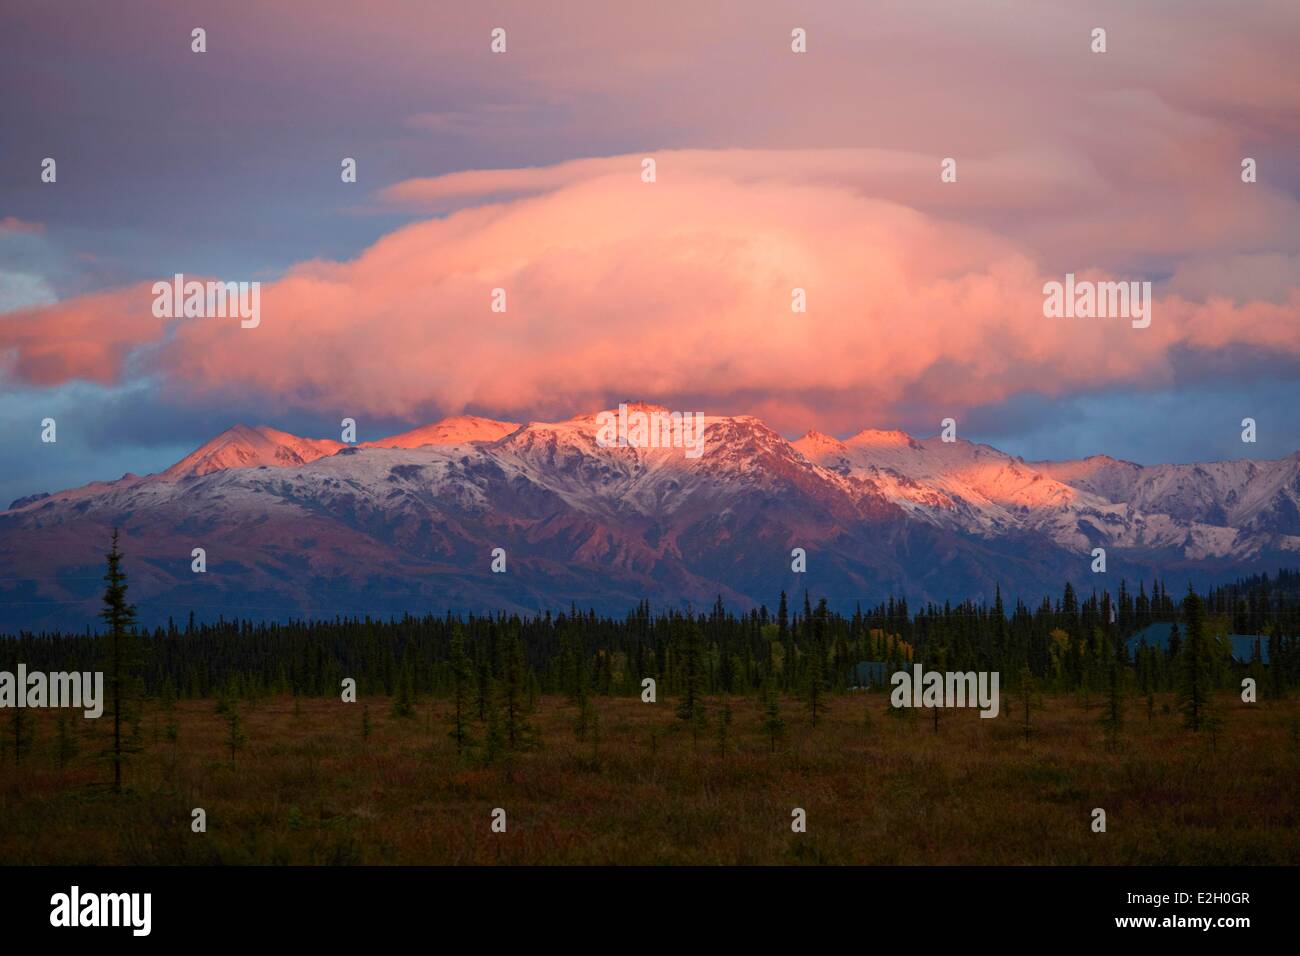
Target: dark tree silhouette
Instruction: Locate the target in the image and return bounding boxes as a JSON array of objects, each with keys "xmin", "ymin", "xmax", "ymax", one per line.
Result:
[{"xmin": 100, "ymin": 529, "xmax": 139, "ymax": 793}]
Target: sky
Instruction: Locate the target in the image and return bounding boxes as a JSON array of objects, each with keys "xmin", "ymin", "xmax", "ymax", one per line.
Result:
[{"xmin": 1, "ymin": 0, "xmax": 1299, "ymax": 506}]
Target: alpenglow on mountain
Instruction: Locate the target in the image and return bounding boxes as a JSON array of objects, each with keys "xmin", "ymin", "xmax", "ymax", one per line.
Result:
[{"xmin": 3, "ymin": 404, "xmax": 1299, "ymax": 628}]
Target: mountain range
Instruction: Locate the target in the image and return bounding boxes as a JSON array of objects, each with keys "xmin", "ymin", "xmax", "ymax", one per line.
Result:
[{"xmin": 3, "ymin": 403, "xmax": 1299, "ymax": 629}]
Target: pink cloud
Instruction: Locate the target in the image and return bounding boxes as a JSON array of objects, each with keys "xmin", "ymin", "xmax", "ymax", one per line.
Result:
[
  {"xmin": 3, "ymin": 150, "xmax": 1297, "ymax": 437},
  {"xmin": 0, "ymin": 283, "xmax": 166, "ymax": 384}
]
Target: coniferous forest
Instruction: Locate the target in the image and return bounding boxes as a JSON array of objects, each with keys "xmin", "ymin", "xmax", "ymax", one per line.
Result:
[
  {"xmin": 8, "ymin": 571, "xmax": 1300, "ymax": 704},
  {"xmin": 3, "ymin": 550, "xmax": 1300, "ymax": 866}
]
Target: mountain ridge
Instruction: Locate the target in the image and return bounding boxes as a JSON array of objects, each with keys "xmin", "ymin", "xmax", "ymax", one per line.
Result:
[{"xmin": 3, "ymin": 407, "xmax": 1298, "ymax": 629}]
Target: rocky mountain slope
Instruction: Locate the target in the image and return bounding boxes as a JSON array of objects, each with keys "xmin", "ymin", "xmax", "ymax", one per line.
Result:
[{"xmin": 3, "ymin": 405, "xmax": 1297, "ymax": 628}]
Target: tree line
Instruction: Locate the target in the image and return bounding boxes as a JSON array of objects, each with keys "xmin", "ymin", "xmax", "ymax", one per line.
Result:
[
  {"xmin": 7, "ymin": 561, "xmax": 1300, "ymax": 702},
  {"xmin": 5, "ymin": 534, "xmax": 1300, "ymax": 785},
  {"xmin": 7, "ymin": 563, "xmax": 1300, "ymax": 708}
]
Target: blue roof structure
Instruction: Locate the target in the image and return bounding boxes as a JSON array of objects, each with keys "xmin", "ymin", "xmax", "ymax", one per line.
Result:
[
  {"xmin": 852, "ymin": 661, "xmax": 893, "ymax": 686},
  {"xmin": 1126, "ymin": 622, "xmax": 1269, "ymax": 664}
]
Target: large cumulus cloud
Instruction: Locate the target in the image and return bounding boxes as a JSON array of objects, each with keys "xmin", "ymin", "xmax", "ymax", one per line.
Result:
[{"xmin": 2, "ymin": 149, "xmax": 1298, "ymax": 438}]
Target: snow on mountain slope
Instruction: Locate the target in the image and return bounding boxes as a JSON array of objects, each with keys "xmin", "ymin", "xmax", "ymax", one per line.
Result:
[
  {"xmin": 794, "ymin": 428, "xmax": 1113, "ymax": 544},
  {"xmin": 9, "ymin": 411, "xmax": 1298, "ymax": 561},
  {"xmin": 163, "ymin": 424, "xmax": 344, "ymax": 478},
  {"xmin": 362, "ymin": 415, "xmax": 520, "ymax": 449},
  {"xmin": 1028, "ymin": 455, "xmax": 1145, "ymax": 502},
  {"xmin": 4, "ymin": 408, "xmax": 1300, "ymax": 629},
  {"xmin": 1035, "ymin": 453, "xmax": 1300, "ymax": 535},
  {"xmin": 835, "ymin": 429, "xmax": 1081, "ymax": 511},
  {"xmin": 486, "ymin": 406, "xmax": 870, "ymax": 521}
]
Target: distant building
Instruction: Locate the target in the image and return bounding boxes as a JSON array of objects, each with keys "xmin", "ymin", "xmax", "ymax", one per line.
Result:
[
  {"xmin": 852, "ymin": 661, "xmax": 893, "ymax": 688},
  {"xmin": 1126, "ymin": 622, "xmax": 1269, "ymax": 665}
]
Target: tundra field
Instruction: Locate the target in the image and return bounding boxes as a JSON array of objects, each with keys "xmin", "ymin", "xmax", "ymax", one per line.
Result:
[{"xmin": 2, "ymin": 690, "xmax": 1297, "ymax": 866}]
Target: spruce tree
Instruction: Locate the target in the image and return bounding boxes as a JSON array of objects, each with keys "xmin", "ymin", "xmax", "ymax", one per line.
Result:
[
  {"xmin": 762, "ymin": 680, "xmax": 785, "ymax": 753},
  {"xmin": 716, "ymin": 694, "xmax": 732, "ymax": 757},
  {"xmin": 1017, "ymin": 665, "xmax": 1035, "ymax": 741},
  {"xmin": 574, "ymin": 693, "xmax": 594, "ymax": 742},
  {"xmin": 160, "ymin": 679, "xmax": 179, "ymax": 747},
  {"xmin": 100, "ymin": 528, "xmax": 140, "ymax": 793},
  {"xmin": 392, "ymin": 646, "xmax": 415, "ymax": 718},
  {"xmin": 215, "ymin": 681, "xmax": 231, "ymax": 715},
  {"xmin": 8, "ymin": 702, "xmax": 34, "ymax": 764},
  {"xmin": 502, "ymin": 633, "xmax": 532, "ymax": 749},
  {"xmin": 1178, "ymin": 589, "xmax": 1212, "ymax": 732},
  {"xmin": 226, "ymin": 704, "xmax": 247, "ymax": 766},
  {"xmin": 476, "ymin": 660, "xmax": 490, "ymax": 721},
  {"xmin": 580, "ymin": 696, "xmax": 602, "ymax": 764},
  {"xmin": 482, "ymin": 679, "xmax": 505, "ymax": 764},
  {"xmin": 805, "ymin": 636, "xmax": 829, "ymax": 728},
  {"xmin": 675, "ymin": 622, "xmax": 708, "ymax": 746},
  {"xmin": 777, "ymin": 591, "xmax": 791, "ymax": 690},
  {"xmin": 449, "ymin": 626, "xmax": 474, "ymax": 754},
  {"xmin": 1101, "ymin": 657, "xmax": 1123, "ymax": 751}
]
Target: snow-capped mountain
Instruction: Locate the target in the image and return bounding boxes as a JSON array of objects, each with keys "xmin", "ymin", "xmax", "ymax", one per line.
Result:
[
  {"xmin": 164, "ymin": 424, "xmax": 344, "ymax": 478},
  {"xmin": 1032, "ymin": 454, "xmax": 1300, "ymax": 536},
  {"xmin": 2, "ymin": 406, "xmax": 1298, "ymax": 628},
  {"xmin": 361, "ymin": 415, "xmax": 521, "ymax": 449}
]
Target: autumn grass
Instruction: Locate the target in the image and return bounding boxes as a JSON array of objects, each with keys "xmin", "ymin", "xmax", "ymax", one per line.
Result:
[{"xmin": 1, "ymin": 690, "xmax": 1297, "ymax": 865}]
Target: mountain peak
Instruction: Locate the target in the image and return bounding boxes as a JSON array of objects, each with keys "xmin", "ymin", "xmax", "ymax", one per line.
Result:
[
  {"xmin": 364, "ymin": 415, "xmax": 521, "ymax": 449},
  {"xmin": 793, "ymin": 430, "xmax": 847, "ymax": 451},
  {"xmin": 163, "ymin": 425, "xmax": 343, "ymax": 478},
  {"xmin": 845, "ymin": 428, "xmax": 916, "ymax": 448}
]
